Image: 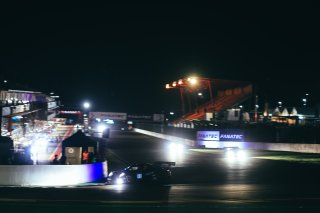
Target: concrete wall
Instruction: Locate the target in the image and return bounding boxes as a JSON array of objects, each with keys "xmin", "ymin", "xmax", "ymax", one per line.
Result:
[
  {"xmin": 134, "ymin": 128, "xmax": 320, "ymax": 154},
  {"xmin": 0, "ymin": 161, "xmax": 108, "ymax": 186}
]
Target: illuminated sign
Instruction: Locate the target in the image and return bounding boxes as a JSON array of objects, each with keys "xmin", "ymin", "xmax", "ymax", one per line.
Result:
[
  {"xmin": 197, "ymin": 130, "xmax": 244, "ymax": 142},
  {"xmin": 220, "ymin": 133, "xmax": 243, "ymax": 141},
  {"xmin": 197, "ymin": 131, "xmax": 220, "ymax": 141}
]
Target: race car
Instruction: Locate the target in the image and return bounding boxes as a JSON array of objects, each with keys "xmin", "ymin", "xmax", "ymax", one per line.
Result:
[
  {"xmin": 88, "ymin": 119, "xmax": 111, "ymax": 138},
  {"xmin": 106, "ymin": 161, "xmax": 175, "ymax": 185}
]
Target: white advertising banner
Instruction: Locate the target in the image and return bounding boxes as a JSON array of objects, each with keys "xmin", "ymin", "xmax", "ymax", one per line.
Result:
[
  {"xmin": 197, "ymin": 131, "xmax": 220, "ymax": 141},
  {"xmin": 89, "ymin": 112, "xmax": 127, "ymax": 121}
]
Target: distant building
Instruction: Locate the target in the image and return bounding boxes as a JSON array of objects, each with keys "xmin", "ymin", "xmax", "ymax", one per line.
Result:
[
  {"xmin": 1, "ymin": 85, "xmax": 60, "ymax": 138},
  {"xmin": 264, "ymin": 106, "xmax": 319, "ymax": 125}
]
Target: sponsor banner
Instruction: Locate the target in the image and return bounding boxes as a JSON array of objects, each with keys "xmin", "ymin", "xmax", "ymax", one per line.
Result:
[
  {"xmin": 197, "ymin": 131, "xmax": 220, "ymax": 141},
  {"xmin": 127, "ymin": 114, "xmax": 153, "ymax": 121},
  {"xmin": 197, "ymin": 130, "xmax": 244, "ymax": 142},
  {"xmin": 89, "ymin": 112, "xmax": 127, "ymax": 121},
  {"xmin": 219, "ymin": 130, "xmax": 244, "ymax": 142}
]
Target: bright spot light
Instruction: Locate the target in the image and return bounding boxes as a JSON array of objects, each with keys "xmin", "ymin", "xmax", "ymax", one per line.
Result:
[
  {"xmin": 226, "ymin": 150, "xmax": 236, "ymax": 162},
  {"xmin": 116, "ymin": 178, "xmax": 124, "ymax": 185},
  {"xmin": 225, "ymin": 149, "xmax": 249, "ymax": 164},
  {"xmin": 169, "ymin": 142, "xmax": 177, "ymax": 150},
  {"xmin": 237, "ymin": 150, "xmax": 247, "ymax": 162},
  {"xmin": 188, "ymin": 77, "xmax": 197, "ymax": 85},
  {"xmin": 167, "ymin": 142, "xmax": 185, "ymax": 163},
  {"xmin": 83, "ymin": 102, "xmax": 90, "ymax": 109},
  {"xmin": 97, "ymin": 124, "xmax": 107, "ymax": 132},
  {"xmin": 176, "ymin": 143, "xmax": 183, "ymax": 151},
  {"xmin": 104, "ymin": 119, "xmax": 114, "ymax": 124}
]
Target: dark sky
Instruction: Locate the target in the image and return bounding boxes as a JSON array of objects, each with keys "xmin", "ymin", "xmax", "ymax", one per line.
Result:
[{"xmin": 1, "ymin": 2, "xmax": 319, "ymax": 113}]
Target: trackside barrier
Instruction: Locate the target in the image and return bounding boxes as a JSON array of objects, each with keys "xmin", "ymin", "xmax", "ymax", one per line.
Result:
[
  {"xmin": 0, "ymin": 161, "xmax": 108, "ymax": 186},
  {"xmin": 134, "ymin": 128, "xmax": 196, "ymax": 146},
  {"xmin": 134, "ymin": 128, "xmax": 320, "ymax": 154}
]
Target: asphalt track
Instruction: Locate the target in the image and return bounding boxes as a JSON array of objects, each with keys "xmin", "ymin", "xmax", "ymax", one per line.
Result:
[{"xmin": 1, "ymin": 130, "xmax": 320, "ymax": 212}]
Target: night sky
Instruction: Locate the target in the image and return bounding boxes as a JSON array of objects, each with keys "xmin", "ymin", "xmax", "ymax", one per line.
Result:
[{"xmin": 1, "ymin": 2, "xmax": 319, "ymax": 113}]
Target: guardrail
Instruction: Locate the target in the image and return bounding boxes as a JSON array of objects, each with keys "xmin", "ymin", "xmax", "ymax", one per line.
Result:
[
  {"xmin": 0, "ymin": 161, "xmax": 108, "ymax": 186},
  {"xmin": 135, "ymin": 123, "xmax": 320, "ymax": 144},
  {"xmin": 134, "ymin": 124, "xmax": 320, "ymax": 153}
]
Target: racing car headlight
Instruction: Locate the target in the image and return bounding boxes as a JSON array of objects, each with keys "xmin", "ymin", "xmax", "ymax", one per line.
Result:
[
  {"xmin": 97, "ymin": 124, "xmax": 107, "ymax": 132},
  {"xmin": 177, "ymin": 143, "xmax": 184, "ymax": 151},
  {"xmin": 116, "ymin": 178, "xmax": 124, "ymax": 185},
  {"xmin": 119, "ymin": 172, "xmax": 125, "ymax": 177},
  {"xmin": 225, "ymin": 150, "xmax": 236, "ymax": 161},
  {"xmin": 169, "ymin": 142, "xmax": 184, "ymax": 152},
  {"xmin": 237, "ymin": 150, "xmax": 248, "ymax": 161},
  {"xmin": 225, "ymin": 149, "xmax": 249, "ymax": 163},
  {"xmin": 109, "ymin": 172, "xmax": 114, "ymax": 177}
]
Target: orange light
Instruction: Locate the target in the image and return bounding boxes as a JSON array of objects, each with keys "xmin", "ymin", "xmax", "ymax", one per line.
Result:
[
  {"xmin": 188, "ymin": 77, "xmax": 197, "ymax": 85},
  {"xmin": 178, "ymin": 79, "xmax": 183, "ymax": 85},
  {"xmin": 172, "ymin": 81, "xmax": 177, "ymax": 87},
  {"xmin": 165, "ymin": 84, "xmax": 170, "ymax": 89}
]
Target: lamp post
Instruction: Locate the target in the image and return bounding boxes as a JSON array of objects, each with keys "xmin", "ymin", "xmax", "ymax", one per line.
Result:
[
  {"xmin": 82, "ymin": 102, "xmax": 91, "ymax": 129},
  {"xmin": 83, "ymin": 102, "xmax": 90, "ymax": 110}
]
